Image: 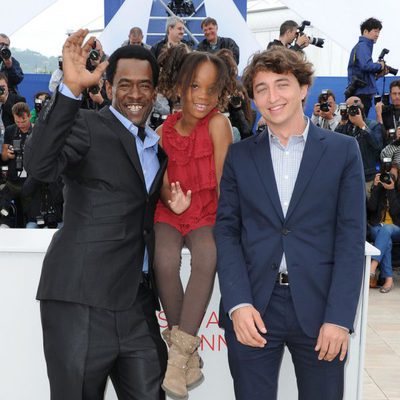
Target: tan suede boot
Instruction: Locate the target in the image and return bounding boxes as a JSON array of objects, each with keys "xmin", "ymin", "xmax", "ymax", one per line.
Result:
[
  {"xmin": 186, "ymin": 349, "xmax": 204, "ymax": 390},
  {"xmin": 161, "ymin": 327, "xmax": 201, "ymax": 400},
  {"xmin": 162, "ymin": 327, "xmax": 204, "ymax": 390}
]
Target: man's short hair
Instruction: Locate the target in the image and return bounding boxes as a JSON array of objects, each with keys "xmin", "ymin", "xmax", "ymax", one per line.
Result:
[
  {"xmin": 242, "ymin": 47, "xmax": 314, "ymax": 99},
  {"xmin": 279, "ymin": 20, "xmax": 298, "ymax": 37},
  {"xmin": 318, "ymin": 90, "xmax": 336, "ymax": 103},
  {"xmin": 166, "ymin": 16, "xmax": 184, "ymax": 33},
  {"xmin": 106, "ymin": 45, "xmax": 159, "ymax": 86},
  {"xmin": 0, "ymin": 33, "xmax": 10, "ymax": 44},
  {"xmin": 360, "ymin": 17, "xmax": 382, "ymax": 34},
  {"xmin": 390, "ymin": 80, "xmax": 400, "ymax": 92},
  {"xmin": 0, "ymin": 72, "xmax": 8, "ymax": 84},
  {"xmin": 12, "ymin": 102, "xmax": 30, "ymax": 117},
  {"xmin": 129, "ymin": 27, "xmax": 143, "ymax": 38},
  {"xmin": 201, "ymin": 17, "xmax": 218, "ymax": 29}
]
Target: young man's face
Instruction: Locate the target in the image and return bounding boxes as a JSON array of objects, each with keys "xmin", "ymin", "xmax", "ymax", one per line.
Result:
[
  {"xmin": 202, "ymin": 23, "xmax": 218, "ymax": 44},
  {"xmin": 14, "ymin": 112, "xmax": 31, "ymax": 133},
  {"xmin": 363, "ymin": 28, "xmax": 380, "ymax": 43},
  {"xmin": 252, "ymin": 70, "xmax": 307, "ymax": 132},
  {"xmin": 106, "ymin": 58, "xmax": 156, "ymax": 127},
  {"xmin": 390, "ymin": 85, "xmax": 400, "ymax": 108}
]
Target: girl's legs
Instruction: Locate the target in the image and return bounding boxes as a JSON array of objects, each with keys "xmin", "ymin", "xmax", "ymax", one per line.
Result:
[
  {"xmin": 154, "ymin": 223, "xmax": 185, "ymax": 328},
  {"xmin": 180, "ymin": 225, "xmax": 217, "ymax": 335}
]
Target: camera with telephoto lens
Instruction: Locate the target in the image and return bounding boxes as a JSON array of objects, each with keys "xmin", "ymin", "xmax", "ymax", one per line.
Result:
[
  {"xmin": 348, "ymin": 99, "xmax": 361, "ymax": 117},
  {"xmin": 344, "ymin": 76, "xmax": 368, "ymax": 98},
  {"xmin": 319, "ymin": 90, "xmax": 330, "ymax": 112},
  {"xmin": 297, "ymin": 21, "xmax": 325, "ymax": 48},
  {"xmin": 230, "ymin": 95, "xmax": 243, "ymax": 109},
  {"xmin": 9, "ymin": 139, "xmax": 24, "ymax": 172},
  {"xmin": 0, "ymin": 43, "xmax": 11, "ymax": 60},
  {"xmin": 34, "ymin": 96, "xmax": 50, "ymax": 114},
  {"xmin": 88, "ymin": 40, "xmax": 100, "ymax": 63},
  {"xmin": 88, "ymin": 85, "xmax": 100, "ymax": 95},
  {"xmin": 380, "ymin": 158, "xmax": 394, "ymax": 184},
  {"xmin": 378, "ymin": 49, "xmax": 398, "ymax": 76}
]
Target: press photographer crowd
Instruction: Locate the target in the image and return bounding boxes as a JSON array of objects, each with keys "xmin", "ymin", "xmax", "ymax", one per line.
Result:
[{"xmin": 0, "ymin": 16, "xmax": 398, "ymax": 291}]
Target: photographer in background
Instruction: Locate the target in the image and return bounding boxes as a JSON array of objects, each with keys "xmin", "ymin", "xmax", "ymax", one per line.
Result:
[
  {"xmin": 267, "ymin": 20, "xmax": 309, "ymax": 51},
  {"xmin": 121, "ymin": 27, "xmax": 151, "ymax": 50},
  {"xmin": 1, "ymin": 102, "xmax": 32, "ymax": 226},
  {"xmin": 380, "ymin": 125, "xmax": 400, "ymax": 166},
  {"xmin": 0, "ymin": 72, "xmax": 26, "ymax": 129},
  {"xmin": 81, "ymin": 39, "xmax": 109, "ymax": 110},
  {"xmin": 335, "ymin": 96, "xmax": 384, "ymax": 196},
  {"xmin": 22, "ymin": 176, "xmax": 64, "ymax": 229},
  {"xmin": 30, "ymin": 92, "xmax": 51, "ymax": 125},
  {"xmin": 376, "ymin": 80, "xmax": 400, "ymax": 141},
  {"xmin": 347, "ymin": 18, "xmax": 388, "ymax": 116},
  {"xmin": 367, "ymin": 160, "xmax": 399, "ymax": 293},
  {"xmin": 48, "ymin": 56, "xmax": 63, "ymax": 93},
  {"xmin": 311, "ymin": 89, "xmax": 341, "ymax": 131},
  {"xmin": 197, "ymin": 17, "xmax": 240, "ymax": 64},
  {"xmin": 0, "ymin": 33, "xmax": 24, "ymax": 94}
]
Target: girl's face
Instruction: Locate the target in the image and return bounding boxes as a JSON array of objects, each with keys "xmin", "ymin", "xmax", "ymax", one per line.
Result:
[{"xmin": 181, "ymin": 61, "xmax": 219, "ymax": 120}]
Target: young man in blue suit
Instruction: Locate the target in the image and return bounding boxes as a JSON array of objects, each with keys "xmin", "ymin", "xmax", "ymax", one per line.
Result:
[{"xmin": 215, "ymin": 47, "xmax": 366, "ymax": 400}]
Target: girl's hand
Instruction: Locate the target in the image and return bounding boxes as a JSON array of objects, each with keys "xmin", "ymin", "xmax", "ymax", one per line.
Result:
[{"xmin": 168, "ymin": 182, "xmax": 191, "ymax": 214}]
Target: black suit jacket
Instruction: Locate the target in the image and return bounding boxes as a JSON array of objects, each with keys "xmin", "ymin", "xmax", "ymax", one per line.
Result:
[{"xmin": 24, "ymin": 91, "xmax": 167, "ymax": 311}]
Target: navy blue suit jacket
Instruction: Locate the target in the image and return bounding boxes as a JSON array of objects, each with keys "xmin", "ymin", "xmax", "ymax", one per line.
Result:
[{"xmin": 215, "ymin": 123, "xmax": 366, "ymax": 338}]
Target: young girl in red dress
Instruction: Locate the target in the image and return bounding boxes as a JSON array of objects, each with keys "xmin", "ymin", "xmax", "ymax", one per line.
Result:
[{"xmin": 154, "ymin": 50, "xmax": 232, "ymax": 399}]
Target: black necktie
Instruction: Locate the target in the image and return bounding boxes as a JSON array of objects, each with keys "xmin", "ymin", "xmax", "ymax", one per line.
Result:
[{"xmin": 137, "ymin": 126, "xmax": 146, "ymax": 142}]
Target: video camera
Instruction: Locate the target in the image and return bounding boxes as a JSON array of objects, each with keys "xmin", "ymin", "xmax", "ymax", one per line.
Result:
[
  {"xmin": 378, "ymin": 49, "xmax": 398, "ymax": 76},
  {"xmin": 344, "ymin": 76, "xmax": 367, "ymax": 98},
  {"xmin": 0, "ymin": 43, "xmax": 11, "ymax": 60},
  {"xmin": 8, "ymin": 139, "xmax": 24, "ymax": 172},
  {"xmin": 297, "ymin": 21, "xmax": 325, "ymax": 48},
  {"xmin": 167, "ymin": 0, "xmax": 195, "ymax": 16},
  {"xmin": 36, "ymin": 184, "xmax": 59, "ymax": 229}
]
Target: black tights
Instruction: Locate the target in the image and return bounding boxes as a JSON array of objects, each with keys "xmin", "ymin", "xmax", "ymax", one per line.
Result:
[{"xmin": 154, "ymin": 223, "xmax": 217, "ymax": 336}]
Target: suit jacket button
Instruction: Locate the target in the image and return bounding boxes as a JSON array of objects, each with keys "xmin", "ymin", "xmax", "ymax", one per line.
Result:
[{"xmin": 282, "ymin": 228, "xmax": 290, "ymax": 235}]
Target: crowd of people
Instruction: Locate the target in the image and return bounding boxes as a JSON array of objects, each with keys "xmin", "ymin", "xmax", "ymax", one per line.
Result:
[{"xmin": 0, "ymin": 13, "xmax": 398, "ymax": 400}]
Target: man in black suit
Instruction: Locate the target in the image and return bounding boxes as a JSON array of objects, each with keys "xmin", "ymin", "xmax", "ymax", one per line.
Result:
[{"xmin": 25, "ymin": 29, "xmax": 168, "ymax": 400}]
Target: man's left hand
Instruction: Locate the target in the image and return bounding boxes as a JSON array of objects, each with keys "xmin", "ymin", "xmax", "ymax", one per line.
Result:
[{"xmin": 315, "ymin": 323, "xmax": 349, "ymax": 361}]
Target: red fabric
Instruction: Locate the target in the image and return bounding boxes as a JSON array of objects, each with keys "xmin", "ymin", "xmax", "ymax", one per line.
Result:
[{"xmin": 154, "ymin": 109, "xmax": 218, "ymax": 235}]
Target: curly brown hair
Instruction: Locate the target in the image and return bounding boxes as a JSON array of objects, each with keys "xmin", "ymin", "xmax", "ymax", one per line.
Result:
[
  {"xmin": 242, "ymin": 47, "xmax": 314, "ymax": 99},
  {"xmin": 157, "ymin": 43, "xmax": 192, "ymax": 100},
  {"xmin": 215, "ymin": 48, "xmax": 238, "ymax": 96},
  {"xmin": 159, "ymin": 50, "xmax": 230, "ymax": 110}
]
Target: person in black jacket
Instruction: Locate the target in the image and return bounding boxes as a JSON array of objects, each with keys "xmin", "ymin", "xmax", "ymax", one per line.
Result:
[
  {"xmin": 0, "ymin": 33, "xmax": 24, "ymax": 94},
  {"xmin": 0, "ymin": 72, "xmax": 26, "ymax": 128},
  {"xmin": 197, "ymin": 17, "xmax": 240, "ymax": 64},
  {"xmin": 367, "ymin": 165, "xmax": 400, "ymax": 292},
  {"xmin": 267, "ymin": 20, "xmax": 309, "ymax": 52}
]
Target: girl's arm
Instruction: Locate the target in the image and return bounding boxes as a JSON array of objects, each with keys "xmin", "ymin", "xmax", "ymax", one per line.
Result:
[{"xmin": 209, "ymin": 113, "xmax": 233, "ymax": 197}]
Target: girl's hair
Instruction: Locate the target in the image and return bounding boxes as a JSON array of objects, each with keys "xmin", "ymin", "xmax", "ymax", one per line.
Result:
[
  {"xmin": 215, "ymin": 48, "xmax": 238, "ymax": 96},
  {"xmin": 157, "ymin": 43, "xmax": 191, "ymax": 100},
  {"xmin": 159, "ymin": 50, "xmax": 230, "ymax": 110}
]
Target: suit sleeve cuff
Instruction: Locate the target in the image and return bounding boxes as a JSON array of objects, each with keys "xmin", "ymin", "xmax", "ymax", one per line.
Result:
[
  {"xmin": 228, "ymin": 303, "xmax": 253, "ymax": 319},
  {"xmin": 59, "ymin": 83, "xmax": 82, "ymax": 100},
  {"xmin": 325, "ymin": 322, "xmax": 349, "ymax": 333}
]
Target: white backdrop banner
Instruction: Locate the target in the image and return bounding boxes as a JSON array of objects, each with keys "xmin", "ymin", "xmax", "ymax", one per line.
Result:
[
  {"xmin": 280, "ymin": 0, "xmax": 399, "ymax": 75},
  {"xmin": 99, "ymin": 0, "xmax": 152, "ymax": 55},
  {"xmin": 3, "ymin": 0, "xmax": 59, "ymax": 36},
  {"xmin": 204, "ymin": 0, "xmax": 262, "ymax": 73}
]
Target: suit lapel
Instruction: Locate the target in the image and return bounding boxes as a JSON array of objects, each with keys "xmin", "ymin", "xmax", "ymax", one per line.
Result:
[
  {"xmin": 99, "ymin": 107, "xmax": 146, "ymax": 186},
  {"xmin": 250, "ymin": 131, "xmax": 284, "ymax": 221},
  {"xmin": 285, "ymin": 125, "xmax": 327, "ymax": 222},
  {"xmin": 149, "ymin": 146, "xmax": 168, "ymax": 196}
]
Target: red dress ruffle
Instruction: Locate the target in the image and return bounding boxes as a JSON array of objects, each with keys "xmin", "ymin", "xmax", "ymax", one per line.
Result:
[{"xmin": 154, "ymin": 109, "xmax": 218, "ymax": 235}]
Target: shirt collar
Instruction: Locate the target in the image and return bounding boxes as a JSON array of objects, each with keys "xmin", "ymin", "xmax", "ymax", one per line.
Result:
[
  {"xmin": 268, "ymin": 116, "xmax": 310, "ymax": 145},
  {"xmin": 109, "ymin": 105, "xmax": 159, "ymax": 150}
]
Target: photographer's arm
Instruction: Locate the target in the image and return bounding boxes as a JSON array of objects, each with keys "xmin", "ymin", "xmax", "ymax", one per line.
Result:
[
  {"xmin": 2, "ymin": 57, "xmax": 24, "ymax": 86},
  {"xmin": 357, "ymin": 42, "xmax": 384, "ymax": 73}
]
